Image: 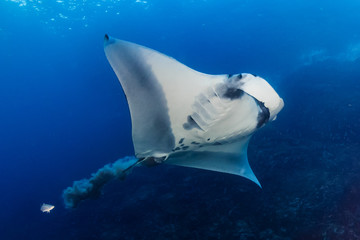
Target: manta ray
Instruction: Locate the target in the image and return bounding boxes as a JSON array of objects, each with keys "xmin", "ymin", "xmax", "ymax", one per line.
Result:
[
  {"xmin": 103, "ymin": 35, "xmax": 284, "ymax": 187},
  {"xmin": 62, "ymin": 35, "xmax": 284, "ymax": 208}
]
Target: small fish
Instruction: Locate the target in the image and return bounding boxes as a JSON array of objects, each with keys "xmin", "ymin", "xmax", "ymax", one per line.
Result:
[{"xmin": 40, "ymin": 203, "xmax": 54, "ymax": 213}]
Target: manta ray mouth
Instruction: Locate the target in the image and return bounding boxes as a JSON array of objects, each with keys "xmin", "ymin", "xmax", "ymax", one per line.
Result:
[{"xmin": 256, "ymin": 100, "xmax": 270, "ymax": 128}]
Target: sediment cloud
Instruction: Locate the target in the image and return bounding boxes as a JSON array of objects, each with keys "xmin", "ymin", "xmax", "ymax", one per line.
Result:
[{"xmin": 63, "ymin": 156, "xmax": 138, "ymax": 208}]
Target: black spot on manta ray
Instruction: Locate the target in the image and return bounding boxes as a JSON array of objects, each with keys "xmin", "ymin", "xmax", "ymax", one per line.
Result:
[
  {"xmin": 191, "ymin": 141, "xmax": 200, "ymax": 145},
  {"xmin": 223, "ymin": 88, "xmax": 244, "ymax": 100},
  {"xmin": 178, "ymin": 138, "xmax": 184, "ymax": 144},
  {"xmin": 183, "ymin": 115, "xmax": 203, "ymax": 131},
  {"xmin": 182, "ymin": 146, "xmax": 189, "ymax": 150},
  {"xmin": 256, "ymin": 101, "xmax": 270, "ymax": 128}
]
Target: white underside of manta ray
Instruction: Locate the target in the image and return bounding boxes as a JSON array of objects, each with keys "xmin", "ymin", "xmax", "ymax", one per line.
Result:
[
  {"xmin": 103, "ymin": 34, "xmax": 284, "ymax": 187},
  {"xmin": 62, "ymin": 35, "xmax": 284, "ymax": 208}
]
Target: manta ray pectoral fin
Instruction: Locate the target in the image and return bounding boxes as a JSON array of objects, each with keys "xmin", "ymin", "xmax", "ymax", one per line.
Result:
[
  {"xmin": 165, "ymin": 137, "xmax": 261, "ymax": 187},
  {"xmin": 104, "ymin": 35, "xmax": 227, "ymax": 158}
]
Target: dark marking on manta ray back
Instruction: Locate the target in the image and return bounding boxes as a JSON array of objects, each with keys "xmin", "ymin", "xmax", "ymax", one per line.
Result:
[
  {"xmin": 191, "ymin": 141, "xmax": 200, "ymax": 145},
  {"xmin": 112, "ymin": 41, "xmax": 176, "ymax": 153},
  {"xmin": 182, "ymin": 146, "xmax": 189, "ymax": 150},
  {"xmin": 178, "ymin": 138, "xmax": 184, "ymax": 144},
  {"xmin": 223, "ymin": 88, "xmax": 244, "ymax": 100}
]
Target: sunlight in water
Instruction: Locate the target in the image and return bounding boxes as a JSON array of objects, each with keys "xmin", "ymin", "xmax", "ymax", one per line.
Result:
[
  {"xmin": 7, "ymin": 0, "xmax": 150, "ymax": 9},
  {"xmin": 8, "ymin": 0, "xmax": 27, "ymax": 7},
  {"xmin": 5, "ymin": 0, "xmax": 151, "ymax": 31}
]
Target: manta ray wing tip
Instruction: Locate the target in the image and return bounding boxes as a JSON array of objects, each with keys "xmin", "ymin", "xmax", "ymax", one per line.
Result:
[{"xmin": 104, "ymin": 34, "xmax": 115, "ymax": 46}]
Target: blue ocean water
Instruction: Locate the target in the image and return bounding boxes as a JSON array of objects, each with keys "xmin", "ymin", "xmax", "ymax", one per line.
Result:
[{"xmin": 0, "ymin": 0, "xmax": 359, "ymax": 239}]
